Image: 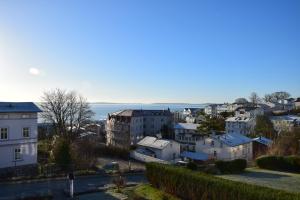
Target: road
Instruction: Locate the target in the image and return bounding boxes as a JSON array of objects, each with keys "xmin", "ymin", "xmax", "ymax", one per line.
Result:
[{"xmin": 0, "ymin": 173, "xmax": 146, "ymax": 200}]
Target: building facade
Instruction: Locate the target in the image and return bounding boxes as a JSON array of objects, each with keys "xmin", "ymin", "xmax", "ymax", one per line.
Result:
[
  {"xmin": 195, "ymin": 133, "xmax": 253, "ymax": 161},
  {"xmin": 0, "ymin": 102, "xmax": 41, "ymax": 171},
  {"xmin": 174, "ymin": 123, "xmax": 202, "ymax": 152},
  {"xmin": 270, "ymin": 115, "xmax": 300, "ymax": 133},
  {"xmin": 106, "ymin": 109, "xmax": 173, "ymax": 148}
]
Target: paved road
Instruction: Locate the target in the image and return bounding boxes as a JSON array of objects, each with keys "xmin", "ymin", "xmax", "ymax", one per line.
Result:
[{"xmin": 0, "ymin": 174, "xmax": 146, "ymax": 200}]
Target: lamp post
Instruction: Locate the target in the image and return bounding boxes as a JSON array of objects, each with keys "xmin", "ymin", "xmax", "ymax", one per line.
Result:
[{"xmin": 68, "ymin": 172, "xmax": 74, "ymax": 198}]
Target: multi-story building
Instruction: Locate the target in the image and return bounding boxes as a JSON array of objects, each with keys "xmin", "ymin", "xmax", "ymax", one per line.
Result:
[
  {"xmin": 270, "ymin": 115, "xmax": 300, "ymax": 133},
  {"xmin": 195, "ymin": 133, "xmax": 253, "ymax": 161},
  {"xmin": 174, "ymin": 123, "xmax": 202, "ymax": 152},
  {"xmin": 0, "ymin": 102, "xmax": 41, "ymax": 173},
  {"xmin": 226, "ymin": 107, "xmax": 264, "ymax": 135},
  {"xmin": 106, "ymin": 109, "xmax": 173, "ymax": 149}
]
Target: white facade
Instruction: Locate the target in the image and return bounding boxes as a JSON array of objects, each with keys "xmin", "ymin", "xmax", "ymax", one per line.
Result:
[
  {"xmin": 0, "ymin": 112, "xmax": 38, "ymax": 168},
  {"xmin": 106, "ymin": 109, "xmax": 173, "ymax": 148},
  {"xmin": 225, "ymin": 117, "xmax": 255, "ymax": 135},
  {"xmin": 226, "ymin": 107, "xmax": 263, "ymax": 135},
  {"xmin": 270, "ymin": 115, "xmax": 300, "ymax": 133},
  {"xmin": 136, "ymin": 136, "xmax": 181, "ymax": 161},
  {"xmin": 174, "ymin": 123, "xmax": 202, "ymax": 152},
  {"xmin": 195, "ymin": 133, "xmax": 253, "ymax": 161}
]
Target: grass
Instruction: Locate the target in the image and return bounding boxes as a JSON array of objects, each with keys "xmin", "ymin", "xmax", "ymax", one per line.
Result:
[
  {"xmin": 132, "ymin": 184, "xmax": 180, "ymax": 200},
  {"xmin": 218, "ymin": 167, "xmax": 300, "ymax": 193}
]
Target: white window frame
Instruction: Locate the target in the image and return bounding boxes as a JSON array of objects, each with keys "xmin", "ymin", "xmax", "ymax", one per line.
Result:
[
  {"xmin": 22, "ymin": 127, "xmax": 30, "ymax": 138},
  {"xmin": 14, "ymin": 148, "xmax": 22, "ymax": 161},
  {"xmin": 0, "ymin": 127, "xmax": 8, "ymax": 140}
]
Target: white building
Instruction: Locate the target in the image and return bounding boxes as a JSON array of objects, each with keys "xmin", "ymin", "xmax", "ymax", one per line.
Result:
[
  {"xmin": 226, "ymin": 107, "xmax": 263, "ymax": 135},
  {"xmin": 270, "ymin": 115, "xmax": 300, "ymax": 133},
  {"xmin": 204, "ymin": 104, "xmax": 229, "ymax": 116},
  {"xmin": 0, "ymin": 102, "xmax": 41, "ymax": 170},
  {"xmin": 106, "ymin": 109, "xmax": 173, "ymax": 149},
  {"xmin": 174, "ymin": 123, "xmax": 202, "ymax": 152},
  {"xmin": 225, "ymin": 117, "xmax": 255, "ymax": 135},
  {"xmin": 135, "ymin": 136, "xmax": 180, "ymax": 161},
  {"xmin": 195, "ymin": 133, "xmax": 253, "ymax": 161}
]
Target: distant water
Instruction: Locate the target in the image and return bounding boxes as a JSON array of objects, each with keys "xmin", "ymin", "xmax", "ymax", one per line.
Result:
[{"xmin": 90, "ymin": 103, "xmax": 207, "ymax": 120}]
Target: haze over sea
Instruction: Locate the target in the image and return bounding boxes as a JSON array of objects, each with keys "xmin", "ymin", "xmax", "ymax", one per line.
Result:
[{"xmin": 90, "ymin": 103, "xmax": 207, "ymax": 120}]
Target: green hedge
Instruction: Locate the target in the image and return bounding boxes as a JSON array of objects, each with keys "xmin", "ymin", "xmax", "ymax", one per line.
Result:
[
  {"xmin": 215, "ymin": 159, "xmax": 247, "ymax": 174},
  {"xmin": 146, "ymin": 162, "xmax": 300, "ymax": 200},
  {"xmin": 256, "ymin": 155, "xmax": 300, "ymax": 173}
]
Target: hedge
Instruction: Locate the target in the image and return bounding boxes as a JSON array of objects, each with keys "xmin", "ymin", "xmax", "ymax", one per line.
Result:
[
  {"xmin": 256, "ymin": 155, "xmax": 300, "ymax": 173},
  {"xmin": 146, "ymin": 162, "xmax": 300, "ymax": 200},
  {"xmin": 215, "ymin": 159, "xmax": 247, "ymax": 174}
]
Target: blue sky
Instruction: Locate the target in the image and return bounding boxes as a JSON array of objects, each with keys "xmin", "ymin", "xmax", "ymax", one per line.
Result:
[{"xmin": 0, "ymin": 0, "xmax": 299, "ymax": 103}]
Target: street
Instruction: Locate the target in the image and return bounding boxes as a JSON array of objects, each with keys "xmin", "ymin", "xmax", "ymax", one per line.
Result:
[{"xmin": 0, "ymin": 173, "xmax": 146, "ymax": 200}]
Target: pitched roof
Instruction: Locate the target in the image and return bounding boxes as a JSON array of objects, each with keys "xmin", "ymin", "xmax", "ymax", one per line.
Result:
[
  {"xmin": 137, "ymin": 136, "xmax": 171, "ymax": 150},
  {"xmin": 226, "ymin": 117, "xmax": 252, "ymax": 122},
  {"xmin": 174, "ymin": 123, "xmax": 200, "ymax": 130},
  {"xmin": 110, "ymin": 109, "xmax": 172, "ymax": 117},
  {"xmin": 0, "ymin": 102, "xmax": 42, "ymax": 113},
  {"xmin": 212, "ymin": 133, "xmax": 252, "ymax": 147},
  {"xmin": 252, "ymin": 136, "xmax": 272, "ymax": 146}
]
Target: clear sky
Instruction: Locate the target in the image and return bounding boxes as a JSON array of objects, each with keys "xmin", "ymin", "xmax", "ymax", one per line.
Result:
[{"xmin": 0, "ymin": 0, "xmax": 299, "ymax": 103}]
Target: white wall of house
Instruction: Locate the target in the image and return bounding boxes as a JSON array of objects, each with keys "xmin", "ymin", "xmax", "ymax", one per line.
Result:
[
  {"xmin": 195, "ymin": 137, "xmax": 252, "ymax": 161},
  {"xmin": 0, "ymin": 113, "xmax": 38, "ymax": 168}
]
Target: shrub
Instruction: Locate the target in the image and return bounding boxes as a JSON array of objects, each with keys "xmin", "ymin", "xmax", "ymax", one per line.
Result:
[
  {"xmin": 146, "ymin": 163, "xmax": 300, "ymax": 200},
  {"xmin": 215, "ymin": 159, "xmax": 247, "ymax": 174},
  {"xmin": 186, "ymin": 161, "xmax": 197, "ymax": 171},
  {"xmin": 256, "ymin": 155, "xmax": 300, "ymax": 173}
]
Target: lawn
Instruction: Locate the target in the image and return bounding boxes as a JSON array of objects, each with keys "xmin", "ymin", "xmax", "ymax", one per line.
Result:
[
  {"xmin": 133, "ymin": 184, "xmax": 180, "ymax": 200},
  {"xmin": 218, "ymin": 167, "xmax": 300, "ymax": 193}
]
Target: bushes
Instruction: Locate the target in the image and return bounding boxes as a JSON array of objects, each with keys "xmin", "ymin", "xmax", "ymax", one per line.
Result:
[
  {"xmin": 146, "ymin": 162, "xmax": 300, "ymax": 200},
  {"xmin": 256, "ymin": 155, "xmax": 300, "ymax": 173},
  {"xmin": 186, "ymin": 161, "xmax": 197, "ymax": 171},
  {"xmin": 215, "ymin": 159, "xmax": 247, "ymax": 174}
]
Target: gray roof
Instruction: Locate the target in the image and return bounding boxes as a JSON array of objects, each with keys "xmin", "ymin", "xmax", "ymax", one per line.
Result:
[
  {"xmin": 212, "ymin": 133, "xmax": 252, "ymax": 147},
  {"xmin": 174, "ymin": 123, "xmax": 200, "ymax": 130},
  {"xmin": 252, "ymin": 137, "xmax": 272, "ymax": 146},
  {"xmin": 0, "ymin": 102, "xmax": 42, "ymax": 113},
  {"xmin": 137, "ymin": 136, "xmax": 171, "ymax": 150},
  {"xmin": 110, "ymin": 109, "xmax": 172, "ymax": 117}
]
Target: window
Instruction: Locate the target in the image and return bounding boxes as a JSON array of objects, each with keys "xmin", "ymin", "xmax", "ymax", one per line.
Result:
[
  {"xmin": 0, "ymin": 128, "xmax": 8, "ymax": 140},
  {"xmin": 214, "ymin": 151, "xmax": 217, "ymax": 157},
  {"xmin": 14, "ymin": 148, "xmax": 22, "ymax": 160},
  {"xmin": 23, "ymin": 127, "xmax": 30, "ymax": 138}
]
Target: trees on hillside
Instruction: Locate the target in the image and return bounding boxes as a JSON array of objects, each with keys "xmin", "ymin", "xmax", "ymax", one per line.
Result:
[
  {"xmin": 197, "ymin": 115, "xmax": 225, "ymax": 134},
  {"xmin": 254, "ymin": 115, "xmax": 275, "ymax": 139},
  {"xmin": 269, "ymin": 128, "xmax": 300, "ymax": 156},
  {"xmin": 249, "ymin": 92, "xmax": 261, "ymax": 107},
  {"xmin": 263, "ymin": 91, "xmax": 291, "ymax": 103}
]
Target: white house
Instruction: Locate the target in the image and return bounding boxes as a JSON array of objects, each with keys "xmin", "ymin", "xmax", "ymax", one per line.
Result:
[
  {"xmin": 270, "ymin": 115, "xmax": 300, "ymax": 133},
  {"xmin": 195, "ymin": 133, "xmax": 253, "ymax": 161},
  {"xmin": 0, "ymin": 102, "xmax": 41, "ymax": 171},
  {"xmin": 135, "ymin": 136, "xmax": 180, "ymax": 161},
  {"xmin": 174, "ymin": 123, "xmax": 203, "ymax": 152},
  {"xmin": 226, "ymin": 107, "xmax": 263, "ymax": 135}
]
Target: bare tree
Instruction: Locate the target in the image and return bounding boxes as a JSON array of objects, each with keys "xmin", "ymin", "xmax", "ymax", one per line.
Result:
[
  {"xmin": 40, "ymin": 89, "xmax": 94, "ymax": 139},
  {"xmin": 263, "ymin": 91, "xmax": 291, "ymax": 104},
  {"xmin": 249, "ymin": 92, "xmax": 261, "ymax": 106}
]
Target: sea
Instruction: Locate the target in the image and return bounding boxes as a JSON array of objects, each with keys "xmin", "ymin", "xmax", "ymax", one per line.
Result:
[{"xmin": 90, "ymin": 103, "xmax": 207, "ymax": 120}]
